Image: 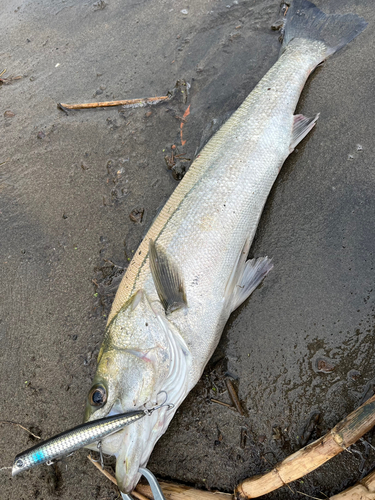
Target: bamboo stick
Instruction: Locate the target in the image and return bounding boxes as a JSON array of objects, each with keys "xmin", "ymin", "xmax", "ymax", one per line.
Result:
[
  {"xmin": 235, "ymin": 394, "xmax": 375, "ymax": 499},
  {"xmin": 58, "ymin": 95, "xmax": 170, "ymax": 110},
  {"xmin": 330, "ymin": 469, "xmax": 375, "ymax": 499}
]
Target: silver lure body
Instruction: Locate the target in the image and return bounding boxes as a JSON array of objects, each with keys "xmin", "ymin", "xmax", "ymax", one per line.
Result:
[
  {"xmin": 12, "ymin": 410, "xmax": 145, "ymax": 476},
  {"xmin": 84, "ymin": 1, "xmax": 367, "ymax": 493}
]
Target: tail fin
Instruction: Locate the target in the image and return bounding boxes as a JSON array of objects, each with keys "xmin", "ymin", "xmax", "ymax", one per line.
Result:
[{"xmin": 282, "ymin": 0, "xmax": 367, "ymax": 58}]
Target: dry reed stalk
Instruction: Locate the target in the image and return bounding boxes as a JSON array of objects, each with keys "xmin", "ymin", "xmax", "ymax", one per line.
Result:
[
  {"xmin": 235, "ymin": 394, "xmax": 375, "ymax": 499},
  {"xmin": 330, "ymin": 468, "xmax": 375, "ymax": 499}
]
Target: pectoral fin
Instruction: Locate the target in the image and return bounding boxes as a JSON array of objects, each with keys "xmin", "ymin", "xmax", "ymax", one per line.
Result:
[
  {"xmin": 290, "ymin": 113, "xmax": 320, "ymax": 152},
  {"xmin": 149, "ymin": 239, "xmax": 187, "ymax": 315}
]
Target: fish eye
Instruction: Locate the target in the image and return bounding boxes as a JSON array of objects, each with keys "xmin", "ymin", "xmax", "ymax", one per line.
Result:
[
  {"xmin": 16, "ymin": 459, "xmax": 24, "ymax": 468},
  {"xmin": 89, "ymin": 384, "xmax": 107, "ymax": 407}
]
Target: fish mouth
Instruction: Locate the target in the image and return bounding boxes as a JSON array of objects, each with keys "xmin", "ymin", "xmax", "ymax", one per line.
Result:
[
  {"xmin": 84, "ymin": 392, "xmax": 180, "ymax": 493},
  {"xmin": 97, "ymin": 405, "xmax": 177, "ymax": 493}
]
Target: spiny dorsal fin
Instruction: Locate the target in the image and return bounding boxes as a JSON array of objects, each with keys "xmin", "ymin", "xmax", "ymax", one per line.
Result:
[{"xmin": 149, "ymin": 239, "xmax": 187, "ymax": 315}]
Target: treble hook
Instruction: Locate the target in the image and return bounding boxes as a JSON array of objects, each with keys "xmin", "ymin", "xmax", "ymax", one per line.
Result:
[
  {"xmin": 144, "ymin": 390, "xmax": 174, "ymax": 415},
  {"xmin": 97, "ymin": 440, "xmax": 104, "ymax": 469}
]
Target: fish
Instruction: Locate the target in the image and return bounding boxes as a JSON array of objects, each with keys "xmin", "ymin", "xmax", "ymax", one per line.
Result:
[
  {"xmin": 12, "ymin": 408, "xmax": 148, "ymax": 476},
  {"xmin": 83, "ymin": 0, "xmax": 367, "ymax": 493}
]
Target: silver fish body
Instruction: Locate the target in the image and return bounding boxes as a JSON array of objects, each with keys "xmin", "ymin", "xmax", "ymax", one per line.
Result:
[
  {"xmin": 12, "ymin": 410, "xmax": 145, "ymax": 476},
  {"xmin": 84, "ymin": 0, "xmax": 367, "ymax": 493}
]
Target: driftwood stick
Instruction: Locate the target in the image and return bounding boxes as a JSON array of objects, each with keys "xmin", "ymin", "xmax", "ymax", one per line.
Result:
[
  {"xmin": 136, "ymin": 482, "xmax": 232, "ymax": 500},
  {"xmin": 58, "ymin": 95, "xmax": 170, "ymax": 110},
  {"xmin": 235, "ymin": 394, "xmax": 375, "ymax": 499},
  {"xmin": 330, "ymin": 468, "xmax": 375, "ymax": 499}
]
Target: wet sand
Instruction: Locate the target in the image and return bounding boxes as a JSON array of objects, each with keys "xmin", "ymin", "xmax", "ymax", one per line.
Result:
[{"xmin": 1, "ymin": 0, "xmax": 375, "ymax": 498}]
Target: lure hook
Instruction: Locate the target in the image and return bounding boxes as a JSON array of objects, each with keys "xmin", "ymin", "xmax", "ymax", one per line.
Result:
[
  {"xmin": 97, "ymin": 440, "xmax": 104, "ymax": 469},
  {"xmin": 144, "ymin": 391, "xmax": 174, "ymax": 415}
]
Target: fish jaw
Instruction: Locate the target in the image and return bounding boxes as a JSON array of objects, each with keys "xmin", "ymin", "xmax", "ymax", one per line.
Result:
[
  {"xmin": 115, "ymin": 405, "xmax": 177, "ymax": 492},
  {"xmin": 85, "ymin": 405, "xmax": 178, "ymax": 492}
]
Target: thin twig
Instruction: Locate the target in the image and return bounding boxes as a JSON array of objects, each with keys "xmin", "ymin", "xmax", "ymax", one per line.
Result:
[
  {"xmin": 0, "ymin": 420, "xmax": 41, "ymax": 439},
  {"xmin": 103, "ymin": 258, "xmax": 124, "ymax": 269},
  {"xmin": 0, "ymin": 158, "xmax": 10, "ymax": 166},
  {"xmin": 87, "ymin": 454, "xmax": 117, "ymax": 485},
  {"xmin": 88, "ymin": 455, "xmax": 152, "ymax": 500},
  {"xmin": 0, "ymin": 75, "xmax": 22, "ymax": 84},
  {"xmin": 0, "ymin": 69, "xmax": 6, "ymax": 78},
  {"xmin": 210, "ymin": 398, "xmax": 235, "ymax": 410},
  {"xmin": 225, "ymin": 378, "xmax": 245, "ymax": 416},
  {"xmin": 295, "ymin": 491, "xmax": 325, "ymax": 500},
  {"xmin": 58, "ymin": 95, "xmax": 170, "ymax": 110}
]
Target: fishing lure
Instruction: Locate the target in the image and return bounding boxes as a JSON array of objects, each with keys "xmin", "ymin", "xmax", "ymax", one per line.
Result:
[{"xmin": 12, "ymin": 395, "xmax": 172, "ymax": 476}]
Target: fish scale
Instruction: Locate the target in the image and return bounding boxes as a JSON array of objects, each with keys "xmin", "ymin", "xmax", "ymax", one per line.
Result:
[
  {"xmin": 108, "ymin": 42, "xmax": 325, "ymax": 326},
  {"xmin": 115, "ymin": 41, "xmax": 326, "ymax": 378}
]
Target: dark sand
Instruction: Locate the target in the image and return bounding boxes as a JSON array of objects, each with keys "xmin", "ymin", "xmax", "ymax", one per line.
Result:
[{"xmin": 1, "ymin": 1, "xmax": 375, "ymax": 498}]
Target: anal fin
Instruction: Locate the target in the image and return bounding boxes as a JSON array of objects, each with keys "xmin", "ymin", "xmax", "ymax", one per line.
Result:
[
  {"xmin": 290, "ymin": 113, "xmax": 320, "ymax": 152},
  {"xmin": 149, "ymin": 240, "xmax": 187, "ymax": 315}
]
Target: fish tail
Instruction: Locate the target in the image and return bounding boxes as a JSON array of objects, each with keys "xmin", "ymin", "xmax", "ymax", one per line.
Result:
[{"xmin": 281, "ymin": 0, "xmax": 367, "ymax": 60}]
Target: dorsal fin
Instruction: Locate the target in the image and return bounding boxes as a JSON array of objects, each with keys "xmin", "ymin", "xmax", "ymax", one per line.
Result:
[{"xmin": 149, "ymin": 240, "xmax": 187, "ymax": 315}]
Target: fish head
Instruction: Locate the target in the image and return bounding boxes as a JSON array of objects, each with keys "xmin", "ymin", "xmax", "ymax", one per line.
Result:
[{"xmin": 84, "ymin": 289, "xmax": 190, "ymax": 493}]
